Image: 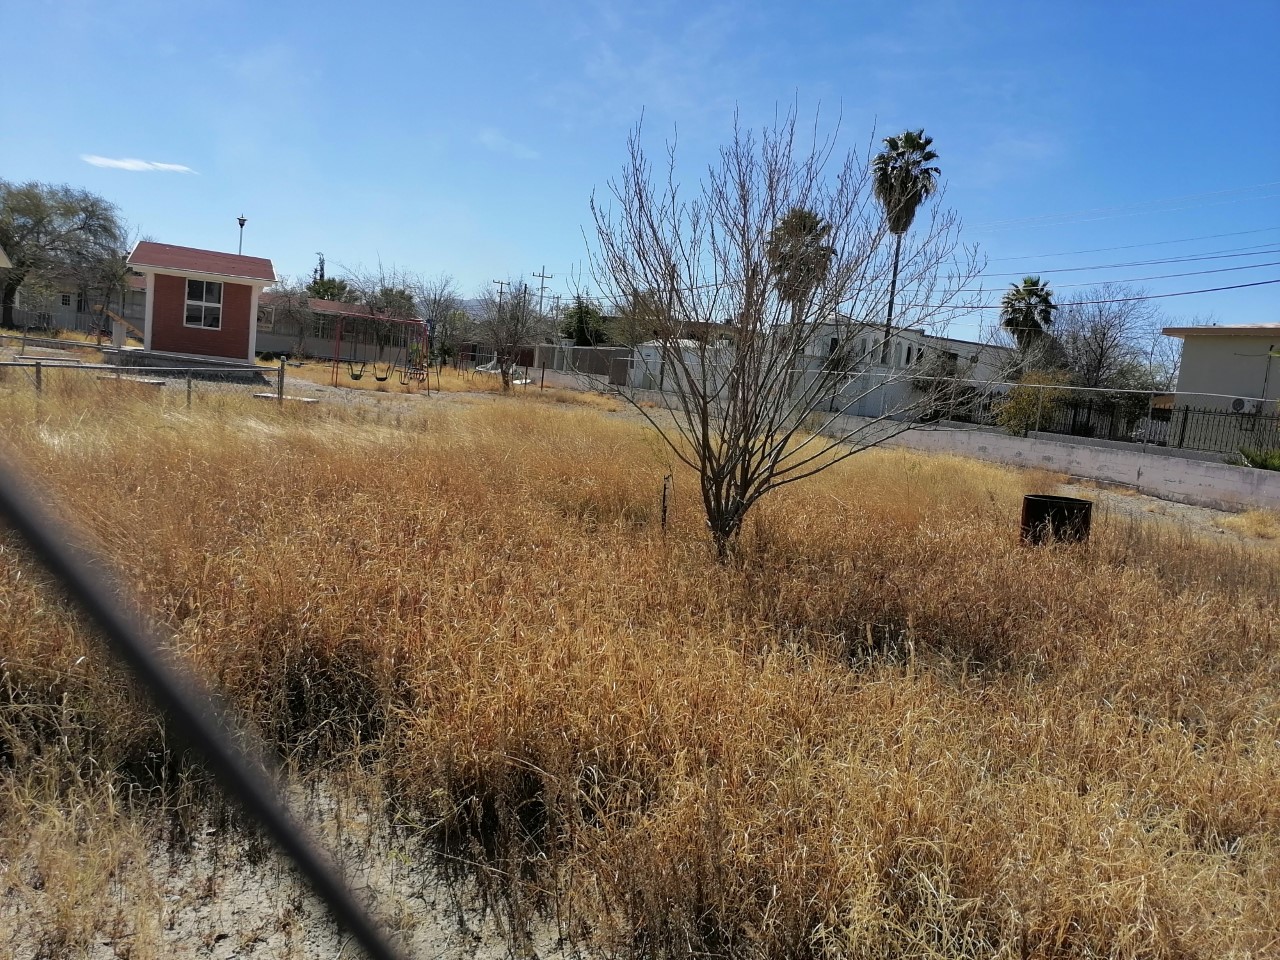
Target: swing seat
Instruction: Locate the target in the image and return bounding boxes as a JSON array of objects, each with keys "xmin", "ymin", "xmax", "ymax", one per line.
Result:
[{"xmin": 347, "ymin": 361, "xmax": 366, "ymax": 381}]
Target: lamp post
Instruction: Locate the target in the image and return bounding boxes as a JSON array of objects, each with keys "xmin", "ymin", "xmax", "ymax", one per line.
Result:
[{"xmin": 237, "ymin": 215, "xmax": 247, "ymax": 254}]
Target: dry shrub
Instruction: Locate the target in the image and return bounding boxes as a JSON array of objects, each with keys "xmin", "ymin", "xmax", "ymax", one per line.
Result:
[{"xmin": 1, "ymin": 384, "xmax": 1278, "ymax": 958}]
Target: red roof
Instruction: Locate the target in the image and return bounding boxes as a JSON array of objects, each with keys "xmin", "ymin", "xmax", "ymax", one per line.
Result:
[
  {"xmin": 259, "ymin": 291, "xmax": 423, "ymax": 322},
  {"xmin": 128, "ymin": 241, "xmax": 276, "ymax": 283}
]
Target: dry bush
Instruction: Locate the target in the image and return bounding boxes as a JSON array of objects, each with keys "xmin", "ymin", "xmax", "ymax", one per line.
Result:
[{"xmin": 0, "ymin": 383, "xmax": 1277, "ymax": 958}]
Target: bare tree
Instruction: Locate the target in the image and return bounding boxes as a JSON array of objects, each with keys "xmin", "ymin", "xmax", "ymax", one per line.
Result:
[
  {"xmin": 589, "ymin": 110, "xmax": 981, "ymax": 558},
  {"xmin": 413, "ymin": 273, "xmax": 467, "ymax": 363},
  {"xmin": 474, "ymin": 280, "xmax": 554, "ymax": 391},
  {"xmin": 605, "ymin": 288, "xmax": 662, "ymax": 348},
  {"xmin": 261, "ymin": 278, "xmax": 317, "ymax": 356},
  {"xmin": 1057, "ymin": 283, "xmax": 1168, "ymax": 389},
  {"xmin": 345, "ymin": 262, "xmax": 421, "ymax": 364}
]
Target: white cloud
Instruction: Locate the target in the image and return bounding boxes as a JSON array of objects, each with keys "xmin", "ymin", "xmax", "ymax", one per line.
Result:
[
  {"xmin": 476, "ymin": 129, "xmax": 539, "ymax": 161},
  {"xmin": 81, "ymin": 155, "xmax": 196, "ymax": 173}
]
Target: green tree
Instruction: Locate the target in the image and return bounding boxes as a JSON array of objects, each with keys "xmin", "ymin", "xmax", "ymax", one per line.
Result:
[
  {"xmin": 305, "ymin": 276, "xmax": 357, "ymax": 303},
  {"xmin": 371, "ymin": 287, "xmax": 416, "ymax": 319},
  {"xmin": 0, "ymin": 180, "xmax": 126, "ymax": 328},
  {"xmin": 561, "ymin": 295, "xmax": 607, "ymax": 346},
  {"xmin": 872, "ymin": 130, "xmax": 940, "ymax": 363},
  {"xmin": 766, "ymin": 207, "xmax": 835, "ymax": 323},
  {"xmin": 1000, "ymin": 276, "xmax": 1062, "ymax": 359},
  {"xmin": 996, "ymin": 369, "xmax": 1073, "ymax": 435}
]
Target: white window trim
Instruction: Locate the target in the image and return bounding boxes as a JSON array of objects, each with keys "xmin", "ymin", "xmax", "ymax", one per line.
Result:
[{"xmin": 184, "ymin": 278, "xmax": 224, "ymax": 330}]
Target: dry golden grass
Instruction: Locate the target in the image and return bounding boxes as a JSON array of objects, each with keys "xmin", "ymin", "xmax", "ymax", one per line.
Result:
[
  {"xmin": 1, "ymin": 380, "xmax": 1278, "ymax": 958},
  {"xmin": 1223, "ymin": 508, "xmax": 1280, "ymax": 540}
]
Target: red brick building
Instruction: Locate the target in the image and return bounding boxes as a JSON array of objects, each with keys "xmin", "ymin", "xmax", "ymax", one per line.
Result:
[{"xmin": 126, "ymin": 242, "xmax": 276, "ymax": 362}]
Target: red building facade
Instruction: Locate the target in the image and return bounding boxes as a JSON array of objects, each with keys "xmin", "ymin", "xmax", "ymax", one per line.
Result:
[{"xmin": 127, "ymin": 242, "xmax": 276, "ymax": 362}]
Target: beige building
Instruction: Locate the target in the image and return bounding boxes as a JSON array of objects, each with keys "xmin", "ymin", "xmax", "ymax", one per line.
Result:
[{"xmin": 1163, "ymin": 324, "xmax": 1280, "ymax": 412}]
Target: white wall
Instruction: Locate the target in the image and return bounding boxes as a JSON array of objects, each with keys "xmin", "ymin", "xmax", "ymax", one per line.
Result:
[
  {"xmin": 865, "ymin": 419, "xmax": 1280, "ymax": 512},
  {"xmin": 1174, "ymin": 334, "xmax": 1280, "ymax": 410}
]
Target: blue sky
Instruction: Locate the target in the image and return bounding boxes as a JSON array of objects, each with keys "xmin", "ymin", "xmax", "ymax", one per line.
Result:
[{"xmin": 3, "ymin": 0, "xmax": 1277, "ymax": 339}]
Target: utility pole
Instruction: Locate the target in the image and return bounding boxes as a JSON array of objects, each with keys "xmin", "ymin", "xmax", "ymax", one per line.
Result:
[
  {"xmin": 492, "ymin": 279, "xmax": 509, "ymax": 305},
  {"xmin": 533, "ymin": 266, "xmax": 553, "ymax": 316}
]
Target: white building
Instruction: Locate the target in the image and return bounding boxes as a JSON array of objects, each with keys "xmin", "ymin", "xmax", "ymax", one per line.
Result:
[
  {"xmin": 1163, "ymin": 323, "xmax": 1280, "ymax": 412},
  {"xmin": 623, "ymin": 322, "xmax": 1012, "ymax": 421}
]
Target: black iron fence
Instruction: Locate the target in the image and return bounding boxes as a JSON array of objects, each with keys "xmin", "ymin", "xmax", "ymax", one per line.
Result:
[
  {"xmin": 1165, "ymin": 405, "xmax": 1280, "ymax": 454},
  {"xmin": 1032, "ymin": 396, "xmax": 1280, "ymax": 455}
]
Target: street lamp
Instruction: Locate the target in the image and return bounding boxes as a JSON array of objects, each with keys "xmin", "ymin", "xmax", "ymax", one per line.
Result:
[{"xmin": 237, "ymin": 215, "xmax": 247, "ymax": 254}]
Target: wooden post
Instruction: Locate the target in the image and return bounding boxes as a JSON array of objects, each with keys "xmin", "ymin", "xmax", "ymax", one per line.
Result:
[
  {"xmin": 1035, "ymin": 388, "xmax": 1044, "ymax": 434},
  {"xmin": 277, "ymin": 357, "xmax": 286, "ymax": 406},
  {"xmin": 186, "ymin": 372, "xmax": 193, "ymax": 409},
  {"xmin": 34, "ymin": 361, "xmax": 42, "ymax": 394},
  {"xmin": 1142, "ymin": 393, "xmax": 1154, "ymax": 447},
  {"xmin": 541, "ymin": 363, "xmax": 546, "ymax": 390}
]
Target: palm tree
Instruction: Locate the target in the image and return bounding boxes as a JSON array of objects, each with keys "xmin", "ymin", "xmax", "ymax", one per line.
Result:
[
  {"xmin": 872, "ymin": 129, "xmax": 940, "ymax": 363},
  {"xmin": 999, "ymin": 275, "xmax": 1058, "ymax": 353},
  {"xmin": 766, "ymin": 206, "xmax": 835, "ymax": 324}
]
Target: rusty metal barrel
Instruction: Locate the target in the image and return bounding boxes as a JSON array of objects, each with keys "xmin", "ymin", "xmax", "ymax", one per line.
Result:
[{"xmin": 1020, "ymin": 494, "xmax": 1092, "ymax": 545}]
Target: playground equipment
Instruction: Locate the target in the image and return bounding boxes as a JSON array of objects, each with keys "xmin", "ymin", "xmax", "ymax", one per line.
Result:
[{"xmin": 329, "ymin": 312, "xmax": 430, "ymax": 388}]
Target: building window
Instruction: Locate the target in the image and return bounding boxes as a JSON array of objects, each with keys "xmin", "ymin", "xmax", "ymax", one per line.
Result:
[
  {"xmin": 185, "ymin": 279, "xmax": 222, "ymax": 329},
  {"xmin": 60, "ymin": 293, "xmax": 72, "ymax": 308}
]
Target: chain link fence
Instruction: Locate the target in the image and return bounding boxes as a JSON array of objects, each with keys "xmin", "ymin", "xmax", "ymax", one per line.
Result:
[{"xmin": 0, "ymin": 356, "xmax": 284, "ymax": 408}]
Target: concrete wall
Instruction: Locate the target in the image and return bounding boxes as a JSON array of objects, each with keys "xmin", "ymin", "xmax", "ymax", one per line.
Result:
[{"xmin": 877, "ymin": 421, "xmax": 1280, "ymax": 512}]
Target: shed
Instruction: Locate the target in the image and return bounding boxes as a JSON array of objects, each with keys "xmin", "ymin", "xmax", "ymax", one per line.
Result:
[{"xmin": 126, "ymin": 241, "xmax": 276, "ymax": 362}]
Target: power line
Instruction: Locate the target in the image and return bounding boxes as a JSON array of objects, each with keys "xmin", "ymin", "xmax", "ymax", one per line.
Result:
[
  {"xmin": 984, "ymin": 226, "xmax": 1280, "ymax": 262},
  {"xmin": 912, "ymin": 277, "xmax": 1280, "ymax": 312},
  {"xmin": 973, "ymin": 259, "xmax": 1280, "ymax": 294},
  {"xmin": 564, "ymin": 275, "xmax": 1280, "ymax": 315},
  {"xmin": 976, "ymin": 244, "xmax": 1280, "ymax": 279}
]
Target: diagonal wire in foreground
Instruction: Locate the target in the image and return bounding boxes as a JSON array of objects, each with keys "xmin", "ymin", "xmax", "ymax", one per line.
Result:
[{"xmin": 0, "ymin": 454, "xmax": 409, "ymax": 960}]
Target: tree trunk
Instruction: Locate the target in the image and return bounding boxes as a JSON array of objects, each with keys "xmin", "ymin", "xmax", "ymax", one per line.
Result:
[
  {"xmin": 2, "ymin": 277, "xmax": 21, "ymax": 329},
  {"xmin": 881, "ymin": 232, "xmax": 903, "ymax": 365}
]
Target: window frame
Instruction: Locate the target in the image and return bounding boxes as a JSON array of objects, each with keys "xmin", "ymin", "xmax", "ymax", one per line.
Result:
[{"xmin": 184, "ymin": 278, "xmax": 224, "ymax": 330}]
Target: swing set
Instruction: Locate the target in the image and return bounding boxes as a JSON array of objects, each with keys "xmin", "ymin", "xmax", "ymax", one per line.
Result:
[{"xmin": 329, "ymin": 311, "xmax": 431, "ymax": 392}]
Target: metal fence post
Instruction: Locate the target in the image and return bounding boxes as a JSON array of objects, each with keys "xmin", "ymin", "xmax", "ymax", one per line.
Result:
[
  {"xmin": 34, "ymin": 361, "xmax": 42, "ymax": 395},
  {"xmin": 1142, "ymin": 393, "xmax": 1153, "ymax": 447},
  {"xmin": 186, "ymin": 372, "xmax": 193, "ymax": 409},
  {"xmin": 1034, "ymin": 388, "xmax": 1044, "ymax": 434},
  {"xmin": 277, "ymin": 357, "xmax": 286, "ymax": 406}
]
